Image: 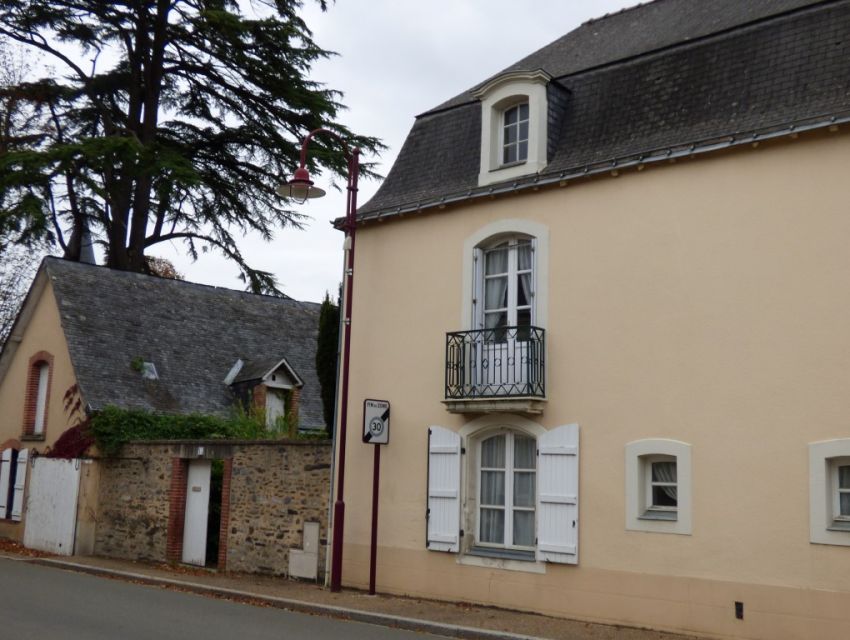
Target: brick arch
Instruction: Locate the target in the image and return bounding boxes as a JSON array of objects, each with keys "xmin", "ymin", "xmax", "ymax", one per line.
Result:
[{"xmin": 22, "ymin": 351, "xmax": 54, "ymax": 438}]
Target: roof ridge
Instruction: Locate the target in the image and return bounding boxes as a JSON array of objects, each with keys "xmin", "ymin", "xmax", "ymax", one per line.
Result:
[
  {"xmin": 43, "ymin": 256, "xmax": 319, "ymax": 307},
  {"xmin": 580, "ymin": 0, "xmax": 658, "ymax": 27},
  {"xmin": 556, "ymin": 0, "xmax": 838, "ymax": 82}
]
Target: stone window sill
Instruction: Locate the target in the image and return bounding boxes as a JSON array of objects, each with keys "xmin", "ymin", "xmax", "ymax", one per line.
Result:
[{"xmin": 21, "ymin": 434, "xmax": 45, "ymax": 442}]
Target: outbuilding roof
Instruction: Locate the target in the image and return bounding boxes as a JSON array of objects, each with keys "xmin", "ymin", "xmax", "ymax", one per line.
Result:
[
  {"xmin": 40, "ymin": 258, "xmax": 325, "ymax": 429},
  {"xmin": 359, "ymin": 0, "xmax": 850, "ymax": 220}
]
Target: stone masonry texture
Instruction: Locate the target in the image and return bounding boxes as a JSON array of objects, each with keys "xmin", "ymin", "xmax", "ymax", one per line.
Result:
[{"xmin": 94, "ymin": 440, "xmax": 331, "ymax": 577}]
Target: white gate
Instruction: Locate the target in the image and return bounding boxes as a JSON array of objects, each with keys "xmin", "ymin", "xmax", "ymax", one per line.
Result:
[
  {"xmin": 182, "ymin": 460, "xmax": 212, "ymax": 566},
  {"xmin": 23, "ymin": 457, "xmax": 82, "ymax": 555}
]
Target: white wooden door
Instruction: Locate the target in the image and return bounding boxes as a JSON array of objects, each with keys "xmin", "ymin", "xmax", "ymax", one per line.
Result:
[
  {"xmin": 23, "ymin": 456, "xmax": 81, "ymax": 555},
  {"xmin": 182, "ymin": 460, "xmax": 211, "ymax": 566}
]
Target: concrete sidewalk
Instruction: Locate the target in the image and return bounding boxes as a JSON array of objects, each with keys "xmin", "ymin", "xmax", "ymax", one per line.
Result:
[{"xmin": 2, "ymin": 550, "xmax": 703, "ymax": 640}]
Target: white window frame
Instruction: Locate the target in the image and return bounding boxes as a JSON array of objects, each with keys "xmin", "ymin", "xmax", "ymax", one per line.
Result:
[
  {"xmin": 643, "ymin": 454, "xmax": 678, "ymax": 519},
  {"xmin": 33, "ymin": 362, "xmax": 50, "ymax": 435},
  {"xmin": 474, "ymin": 70, "xmax": 550, "ymax": 187},
  {"xmin": 500, "ymin": 102, "xmax": 529, "ymax": 166},
  {"xmin": 474, "ymin": 236, "xmax": 535, "ymax": 331},
  {"xmin": 456, "ymin": 415, "xmax": 549, "ymax": 572},
  {"xmin": 462, "ymin": 220, "xmax": 549, "ymax": 333},
  {"xmin": 833, "ymin": 461, "xmax": 850, "ymax": 523},
  {"xmin": 475, "ymin": 429, "xmax": 536, "ymax": 551},
  {"xmin": 625, "ymin": 439, "xmax": 692, "ymax": 535},
  {"xmin": 809, "ymin": 439, "xmax": 850, "ymax": 545}
]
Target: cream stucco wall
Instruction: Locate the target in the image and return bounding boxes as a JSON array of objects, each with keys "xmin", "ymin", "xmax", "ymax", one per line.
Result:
[
  {"xmin": 0, "ymin": 279, "xmax": 79, "ymax": 451},
  {"xmin": 337, "ymin": 130, "xmax": 850, "ymax": 639}
]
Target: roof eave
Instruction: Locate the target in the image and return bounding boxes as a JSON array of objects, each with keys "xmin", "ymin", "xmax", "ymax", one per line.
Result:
[{"xmin": 356, "ymin": 111, "xmax": 850, "ymax": 226}]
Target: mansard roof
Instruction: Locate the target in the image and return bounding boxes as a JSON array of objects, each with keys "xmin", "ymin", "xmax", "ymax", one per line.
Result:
[{"xmin": 359, "ymin": 0, "xmax": 849, "ymax": 220}]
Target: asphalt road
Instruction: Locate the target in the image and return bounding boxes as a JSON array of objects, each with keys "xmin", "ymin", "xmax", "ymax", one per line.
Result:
[{"xmin": 0, "ymin": 557, "xmax": 447, "ymax": 640}]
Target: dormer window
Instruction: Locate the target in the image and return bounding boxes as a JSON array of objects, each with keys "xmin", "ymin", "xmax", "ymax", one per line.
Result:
[
  {"xmin": 473, "ymin": 70, "xmax": 552, "ymax": 187},
  {"xmin": 502, "ymin": 103, "xmax": 529, "ymax": 165}
]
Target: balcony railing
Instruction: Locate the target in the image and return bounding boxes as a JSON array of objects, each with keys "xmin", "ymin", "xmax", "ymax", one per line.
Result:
[{"xmin": 445, "ymin": 326, "xmax": 545, "ymax": 400}]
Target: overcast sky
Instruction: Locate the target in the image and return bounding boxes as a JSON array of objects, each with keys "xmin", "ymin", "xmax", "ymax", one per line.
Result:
[{"xmin": 156, "ymin": 0, "xmax": 641, "ymax": 302}]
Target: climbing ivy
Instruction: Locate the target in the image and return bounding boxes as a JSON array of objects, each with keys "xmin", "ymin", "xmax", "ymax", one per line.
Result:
[{"xmin": 89, "ymin": 406, "xmax": 268, "ymax": 457}]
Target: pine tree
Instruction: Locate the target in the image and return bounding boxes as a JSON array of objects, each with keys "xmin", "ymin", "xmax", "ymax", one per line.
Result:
[{"xmin": 0, "ymin": 2, "xmax": 381, "ymax": 293}]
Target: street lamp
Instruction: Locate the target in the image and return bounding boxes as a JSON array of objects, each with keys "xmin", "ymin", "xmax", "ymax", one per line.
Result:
[{"xmin": 277, "ymin": 128, "xmax": 360, "ymax": 593}]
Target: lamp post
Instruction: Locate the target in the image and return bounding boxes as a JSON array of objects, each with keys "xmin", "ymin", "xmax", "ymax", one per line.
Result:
[{"xmin": 277, "ymin": 128, "xmax": 360, "ymax": 593}]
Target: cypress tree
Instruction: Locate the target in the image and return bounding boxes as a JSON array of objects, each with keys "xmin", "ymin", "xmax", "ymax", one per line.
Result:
[{"xmin": 316, "ymin": 290, "xmax": 339, "ymax": 434}]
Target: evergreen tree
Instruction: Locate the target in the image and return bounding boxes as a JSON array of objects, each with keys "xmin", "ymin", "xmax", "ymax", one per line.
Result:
[
  {"xmin": 0, "ymin": 2, "xmax": 381, "ymax": 293},
  {"xmin": 316, "ymin": 290, "xmax": 339, "ymax": 434}
]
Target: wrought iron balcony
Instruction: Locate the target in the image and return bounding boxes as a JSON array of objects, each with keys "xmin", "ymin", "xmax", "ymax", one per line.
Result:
[{"xmin": 444, "ymin": 326, "xmax": 545, "ymax": 413}]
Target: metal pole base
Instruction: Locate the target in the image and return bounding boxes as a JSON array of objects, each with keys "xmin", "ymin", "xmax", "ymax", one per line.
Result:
[{"xmin": 330, "ymin": 499, "xmax": 345, "ymax": 592}]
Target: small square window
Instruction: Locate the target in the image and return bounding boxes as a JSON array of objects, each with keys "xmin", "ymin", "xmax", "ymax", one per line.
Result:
[
  {"xmin": 626, "ymin": 439, "xmax": 691, "ymax": 535},
  {"xmin": 808, "ymin": 441, "xmax": 850, "ymax": 544},
  {"xmin": 642, "ymin": 456, "xmax": 677, "ymax": 521}
]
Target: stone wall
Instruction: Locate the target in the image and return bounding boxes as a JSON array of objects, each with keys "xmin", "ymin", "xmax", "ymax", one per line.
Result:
[
  {"xmin": 94, "ymin": 440, "xmax": 331, "ymax": 576},
  {"xmin": 95, "ymin": 444, "xmax": 173, "ymax": 562}
]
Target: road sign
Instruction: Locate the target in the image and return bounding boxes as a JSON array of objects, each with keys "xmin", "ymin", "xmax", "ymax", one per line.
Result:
[{"xmin": 363, "ymin": 399, "xmax": 390, "ymax": 445}]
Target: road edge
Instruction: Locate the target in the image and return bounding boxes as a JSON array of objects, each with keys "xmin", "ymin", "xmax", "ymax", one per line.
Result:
[{"xmin": 24, "ymin": 557, "xmax": 542, "ymax": 640}]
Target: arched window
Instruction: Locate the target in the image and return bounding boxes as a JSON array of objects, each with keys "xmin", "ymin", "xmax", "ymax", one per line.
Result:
[
  {"xmin": 23, "ymin": 351, "xmax": 53, "ymax": 438},
  {"xmin": 475, "ymin": 235, "xmax": 535, "ymax": 332},
  {"xmin": 478, "ymin": 430, "xmax": 536, "ymax": 548}
]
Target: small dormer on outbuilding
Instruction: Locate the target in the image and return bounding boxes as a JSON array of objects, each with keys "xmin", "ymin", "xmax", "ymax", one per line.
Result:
[
  {"xmin": 474, "ymin": 69, "xmax": 568, "ymax": 187},
  {"xmin": 226, "ymin": 356, "xmax": 304, "ymax": 434}
]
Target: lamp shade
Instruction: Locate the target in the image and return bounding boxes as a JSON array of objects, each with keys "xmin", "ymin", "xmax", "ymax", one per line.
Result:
[{"xmin": 276, "ymin": 166, "xmax": 326, "ymax": 202}]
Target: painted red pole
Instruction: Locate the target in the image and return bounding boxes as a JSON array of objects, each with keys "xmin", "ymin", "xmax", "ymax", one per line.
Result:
[
  {"xmin": 330, "ymin": 147, "xmax": 360, "ymax": 593},
  {"xmin": 369, "ymin": 444, "xmax": 381, "ymax": 595},
  {"xmin": 282, "ymin": 129, "xmax": 359, "ymax": 593}
]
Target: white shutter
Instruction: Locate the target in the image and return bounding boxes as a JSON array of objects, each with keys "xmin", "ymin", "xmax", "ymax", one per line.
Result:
[
  {"xmin": 0, "ymin": 449, "xmax": 11, "ymax": 518},
  {"xmin": 536, "ymin": 424, "xmax": 579, "ymax": 564},
  {"xmin": 427, "ymin": 426, "xmax": 462, "ymax": 552},
  {"xmin": 11, "ymin": 449, "xmax": 28, "ymax": 522}
]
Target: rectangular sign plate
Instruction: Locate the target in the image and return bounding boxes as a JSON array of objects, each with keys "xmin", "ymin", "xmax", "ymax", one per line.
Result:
[{"xmin": 363, "ymin": 399, "xmax": 390, "ymax": 445}]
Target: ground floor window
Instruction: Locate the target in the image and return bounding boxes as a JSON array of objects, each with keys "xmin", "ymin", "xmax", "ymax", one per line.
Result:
[
  {"xmin": 478, "ymin": 431, "xmax": 536, "ymax": 549},
  {"xmin": 427, "ymin": 420, "xmax": 579, "ymax": 566},
  {"xmin": 810, "ymin": 440, "xmax": 850, "ymax": 544},
  {"xmin": 625, "ymin": 439, "xmax": 691, "ymax": 535}
]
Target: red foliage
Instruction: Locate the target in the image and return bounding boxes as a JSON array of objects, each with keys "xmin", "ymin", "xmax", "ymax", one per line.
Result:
[{"xmin": 48, "ymin": 421, "xmax": 93, "ymax": 459}]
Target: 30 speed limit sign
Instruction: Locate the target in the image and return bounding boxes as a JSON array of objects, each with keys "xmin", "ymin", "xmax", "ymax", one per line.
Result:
[{"xmin": 363, "ymin": 399, "xmax": 390, "ymax": 445}]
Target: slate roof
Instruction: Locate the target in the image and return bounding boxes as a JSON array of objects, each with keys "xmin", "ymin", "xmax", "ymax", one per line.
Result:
[
  {"xmin": 43, "ymin": 258, "xmax": 325, "ymax": 429},
  {"xmin": 359, "ymin": 0, "xmax": 850, "ymax": 219}
]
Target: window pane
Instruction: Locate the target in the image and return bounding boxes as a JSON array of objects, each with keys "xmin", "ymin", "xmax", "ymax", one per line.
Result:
[
  {"xmin": 514, "ymin": 436, "xmax": 535, "ymax": 469},
  {"xmin": 519, "ymin": 120, "xmax": 529, "ymax": 142},
  {"xmin": 652, "ymin": 461, "xmax": 677, "ymax": 483},
  {"xmin": 840, "ymin": 465, "xmax": 850, "ymax": 489},
  {"xmin": 481, "ymin": 435, "xmax": 506, "ymax": 468},
  {"xmin": 504, "ymin": 105, "xmax": 518, "ymax": 125},
  {"xmin": 519, "ymin": 103, "xmax": 529, "ymax": 120},
  {"xmin": 514, "ymin": 472, "xmax": 535, "ymax": 507},
  {"xmin": 841, "ymin": 492, "xmax": 850, "ymax": 516},
  {"xmin": 504, "ymin": 123, "xmax": 517, "ymax": 144},
  {"xmin": 518, "ymin": 141, "xmax": 528, "ymax": 161},
  {"xmin": 481, "ymin": 471, "xmax": 505, "ymax": 505},
  {"xmin": 484, "ymin": 310, "xmax": 507, "ymax": 330},
  {"xmin": 480, "ymin": 508, "xmax": 504, "ymax": 544},
  {"xmin": 517, "ymin": 274, "xmax": 529, "ymax": 306},
  {"xmin": 513, "ymin": 510, "xmax": 534, "ymax": 546},
  {"xmin": 517, "ymin": 308, "xmax": 531, "ymax": 328},
  {"xmin": 652, "ymin": 485, "xmax": 677, "ymax": 507},
  {"xmin": 504, "ymin": 144, "xmax": 517, "ymax": 164},
  {"xmin": 484, "ymin": 245, "xmax": 508, "ymax": 275},
  {"xmin": 517, "ymin": 242, "xmax": 532, "ymax": 270},
  {"xmin": 484, "ymin": 275, "xmax": 508, "ymax": 310}
]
